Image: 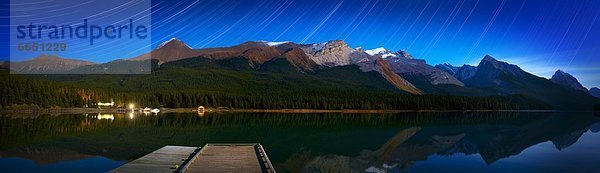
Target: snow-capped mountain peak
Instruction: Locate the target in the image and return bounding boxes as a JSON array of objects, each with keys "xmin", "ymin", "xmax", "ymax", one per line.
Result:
[
  {"xmin": 157, "ymin": 38, "xmax": 192, "ymax": 49},
  {"xmin": 258, "ymin": 41, "xmax": 291, "ymax": 46},
  {"xmin": 365, "ymin": 47, "xmax": 398, "ymax": 59},
  {"xmin": 365, "ymin": 47, "xmax": 389, "ymax": 55}
]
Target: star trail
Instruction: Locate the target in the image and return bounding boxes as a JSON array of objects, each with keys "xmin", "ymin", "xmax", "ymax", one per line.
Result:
[{"xmin": 1, "ymin": 0, "xmax": 599, "ymax": 87}]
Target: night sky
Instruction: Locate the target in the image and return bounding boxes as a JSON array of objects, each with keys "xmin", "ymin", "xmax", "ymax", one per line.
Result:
[{"xmin": 1, "ymin": 0, "xmax": 599, "ymax": 88}]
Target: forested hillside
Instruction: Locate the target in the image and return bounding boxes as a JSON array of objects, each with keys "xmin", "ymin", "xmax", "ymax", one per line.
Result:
[{"xmin": 0, "ymin": 57, "xmax": 551, "ymax": 110}]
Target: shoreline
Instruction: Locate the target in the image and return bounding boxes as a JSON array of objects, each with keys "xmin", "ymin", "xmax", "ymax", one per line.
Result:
[{"xmin": 0, "ymin": 107, "xmax": 574, "ymax": 115}]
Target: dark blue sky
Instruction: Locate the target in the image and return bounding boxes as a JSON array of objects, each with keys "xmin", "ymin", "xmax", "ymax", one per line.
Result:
[{"xmin": 2, "ymin": 0, "xmax": 599, "ymax": 88}]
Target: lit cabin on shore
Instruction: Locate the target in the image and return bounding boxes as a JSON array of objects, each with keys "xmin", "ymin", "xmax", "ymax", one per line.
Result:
[
  {"xmin": 197, "ymin": 106, "xmax": 206, "ymax": 113},
  {"xmin": 97, "ymin": 100, "xmax": 115, "ymax": 108}
]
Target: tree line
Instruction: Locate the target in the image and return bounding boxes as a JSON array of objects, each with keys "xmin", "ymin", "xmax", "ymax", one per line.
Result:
[{"xmin": 0, "ymin": 72, "xmax": 552, "ymax": 110}]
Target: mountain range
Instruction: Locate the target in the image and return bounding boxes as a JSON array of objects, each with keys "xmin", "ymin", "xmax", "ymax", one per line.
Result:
[
  {"xmin": 2, "ymin": 38, "xmax": 599, "ymax": 109},
  {"xmin": 8, "ymin": 55, "xmax": 95, "ymax": 74},
  {"xmin": 437, "ymin": 56, "xmax": 598, "ymax": 109}
]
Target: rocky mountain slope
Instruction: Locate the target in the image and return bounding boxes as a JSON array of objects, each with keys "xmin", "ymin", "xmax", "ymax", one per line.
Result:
[
  {"xmin": 436, "ymin": 63, "xmax": 477, "ymax": 81},
  {"xmin": 10, "ymin": 55, "xmax": 95, "ymax": 74},
  {"xmin": 366, "ymin": 48, "xmax": 464, "ymax": 86},
  {"xmin": 550, "ymin": 70, "xmax": 588, "ymax": 93},
  {"xmin": 131, "ymin": 39, "xmax": 460, "ymax": 93},
  {"xmin": 463, "ymin": 55, "xmax": 531, "ymax": 88},
  {"xmin": 177, "ymin": 39, "xmax": 421, "ymax": 94},
  {"xmin": 298, "ymin": 40, "xmax": 359, "ymax": 67}
]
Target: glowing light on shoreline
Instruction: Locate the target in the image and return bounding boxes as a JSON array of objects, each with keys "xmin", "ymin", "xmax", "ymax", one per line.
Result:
[{"xmin": 97, "ymin": 114, "xmax": 114, "ymax": 120}]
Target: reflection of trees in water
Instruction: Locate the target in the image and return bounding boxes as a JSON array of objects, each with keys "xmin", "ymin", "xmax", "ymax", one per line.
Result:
[
  {"xmin": 0, "ymin": 112, "xmax": 535, "ymax": 149},
  {"xmin": 0, "ymin": 114, "xmax": 101, "ymax": 149},
  {"xmin": 158, "ymin": 111, "xmax": 541, "ymax": 128},
  {"xmin": 1, "ymin": 112, "xmax": 597, "ymax": 172}
]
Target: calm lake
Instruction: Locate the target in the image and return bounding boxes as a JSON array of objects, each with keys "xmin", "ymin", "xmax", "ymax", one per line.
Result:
[{"xmin": 1, "ymin": 112, "xmax": 599, "ymax": 173}]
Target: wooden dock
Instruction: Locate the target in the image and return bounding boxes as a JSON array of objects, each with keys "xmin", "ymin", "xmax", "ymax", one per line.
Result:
[
  {"xmin": 111, "ymin": 146, "xmax": 199, "ymax": 173},
  {"xmin": 112, "ymin": 144, "xmax": 275, "ymax": 173}
]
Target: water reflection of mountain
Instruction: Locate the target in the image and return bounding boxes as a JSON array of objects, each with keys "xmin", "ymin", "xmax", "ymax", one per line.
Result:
[
  {"xmin": 0, "ymin": 112, "xmax": 598, "ymax": 172},
  {"xmin": 296, "ymin": 113, "xmax": 600, "ymax": 173}
]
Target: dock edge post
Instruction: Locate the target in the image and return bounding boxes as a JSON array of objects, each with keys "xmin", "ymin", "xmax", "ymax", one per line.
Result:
[
  {"xmin": 256, "ymin": 143, "xmax": 276, "ymax": 173},
  {"xmin": 176, "ymin": 146, "xmax": 202, "ymax": 173}
]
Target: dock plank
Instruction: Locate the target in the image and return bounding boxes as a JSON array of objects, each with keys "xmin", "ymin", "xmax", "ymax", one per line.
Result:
[
  {"xmin": 111, "ymin": 146, "xmax": 197, "ymax": 173},
  {"xmin": 184, "ymin": 144, "xmax": 263, "ymax": 173},
  {"xmin": 111, "ymin": 144, "xmax": 275, "ymax": 173}
]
